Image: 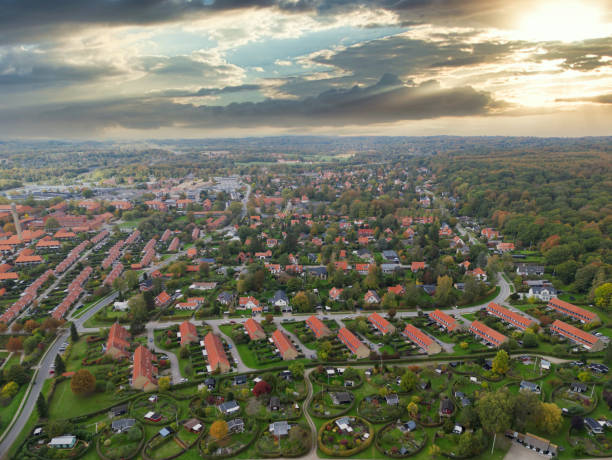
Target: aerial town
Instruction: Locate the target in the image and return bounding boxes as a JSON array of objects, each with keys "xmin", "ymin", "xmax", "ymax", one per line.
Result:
[{"xmin": 0, "ymin": 137, "xmax": 608, "ymax": 460}]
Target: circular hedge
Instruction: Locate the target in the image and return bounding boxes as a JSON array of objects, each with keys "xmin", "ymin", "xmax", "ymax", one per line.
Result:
[{"xmin": 318, "ymin": 416, "xmax": 373, "ymax": 457}]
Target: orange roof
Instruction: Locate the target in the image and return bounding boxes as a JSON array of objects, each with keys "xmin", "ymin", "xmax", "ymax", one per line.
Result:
[
  {"xmin": 338, "ymin": 327, "xmax": 366, "ymax": 355},
  {"xmin": 179, "ymin": 321, "xmax": 198, "ymax": 346},
  {"xmin": 470, "ymin": 320, "xmax": 508, "ymax": 346},
  {"xmin": 429, "ymin": 309, "xmax": 459, "ymax": 331},
  {"xmin": 204, "ymin": 332, "xmax": 230, "ymax": 372},
  {"xmin": 0, "ymin": 272, "xmax": 18, "ymax": 280},
  {"xmin": 15, "ymin": 254, "xmax": 43, "ymax": 264},
  {"xmin": 368, "ymin": 312, "xmax": 392, "ymax": 334},
  {"xmin": 387, "ymin": 285, "xmax": 405, "ymax": 295},
  {"xmin": 551, "ymin": 320, "xmax": 599, "ymax": 346},
  {"xmin": 106, "ymin": 323, "xmax": 131, "ymax": 358},
  {"xmin": 306, "ymin": 315, "xmax": 331, "ymax": 339},
  {"xmin": 0, "ymin": 263, "xmax": 12, "ymax": 273},
  {"xmin": 271, "ymin": 329, "xmax": 297, "ymax": 357},
  {"xmin": 244, "ymin": 318, "xmax": 266, "ymax": 340},
  {"xmin": 548, "ymin": 298, "xmax": 597, "ymax": 322},
  {"xmin": 155, "ymin": 291, "xmax": 171, "ymax": 306},
  {"xmin": 403, "ymin": 323, "xmax": 434, "ymax": 348},
  {"xmin": 36, "ymin": 239, "xmax": 60, "ymax": 247},
  {"xmin": 486, "ymin": 302, "xmax": 534, "ymax": 330},
  {"xmin": 133, "ymin": 345, "xmax": 157, "ymax": 385},
  {"xmin": 411, "ymin": 261, "xmax": 425, "ymax": 270}
]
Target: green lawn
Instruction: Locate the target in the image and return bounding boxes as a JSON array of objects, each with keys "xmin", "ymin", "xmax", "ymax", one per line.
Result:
[
  {"xmin": 48, "ymin": 379, "xmax": 123, "ymax": 419},
  {"xmin": 0, "ymin": 384, "xmax": 28, "ymax": 439}
]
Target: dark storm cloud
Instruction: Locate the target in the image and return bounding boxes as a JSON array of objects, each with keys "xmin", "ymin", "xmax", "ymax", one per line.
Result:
[
  {"xmin": 154, "ymin": 84, "xmax": 261, "ymax": 98},
  {"xmin": 0, "ymin": 0, "xmax": 535, "ymax": 44},
  {"xmin": 0, "ymin": 74, "xmax": 501, "ymax": 135}
]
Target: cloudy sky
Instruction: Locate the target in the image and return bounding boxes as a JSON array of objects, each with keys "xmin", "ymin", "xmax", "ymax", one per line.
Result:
[{"xmin": 1, "ymin": 0, "xmax": 611, "ymax": 138}]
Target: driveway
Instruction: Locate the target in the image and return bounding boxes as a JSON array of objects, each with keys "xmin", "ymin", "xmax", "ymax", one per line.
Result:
[{"xmin": 147, "ymin": 326, "xmax": 182, "ymax": 383}]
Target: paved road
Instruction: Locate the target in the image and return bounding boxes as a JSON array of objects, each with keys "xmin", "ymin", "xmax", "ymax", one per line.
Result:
[{"xmin": 146, "ymin": 326, "xmax": 183, "ymax": 383}]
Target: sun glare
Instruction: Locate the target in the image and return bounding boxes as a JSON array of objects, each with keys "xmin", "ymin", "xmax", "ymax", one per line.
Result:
[{"xmin": 516, "ymin": 1, "xmax": 610, "ymax": 42}]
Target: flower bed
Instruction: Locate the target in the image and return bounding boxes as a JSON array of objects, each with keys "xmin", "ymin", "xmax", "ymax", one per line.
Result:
[
  {"xmin": 308, "ymin": 391, "xmax": 355, "ymax": 419},
  {"xmin": 357, "ymin": 394, "xmax": 404, "ymax": 423},
  {"xmin": 255, "ymin": 422, "xmax": 311, "ymax": 457}
]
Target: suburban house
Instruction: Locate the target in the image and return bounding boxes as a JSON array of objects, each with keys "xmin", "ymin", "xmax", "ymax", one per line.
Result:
[
  {"xmin": 368, "ymin": 312, "xmax": 396, "ymax": 335},
  {"xmin": 132, "ymin": 345, "xmax": 158, "ymax": 392},
  {"xmin": 329, "ymin": 287, "xmax": 343, "ymax": 301},
  {"xmin": 526, "ymin": 285, "xmax": 558, "ymax": 302},
  {"xmin": 179, "ymin": 321, "xmax": 198, "ymax": 347},
  {"xmin": 429, "ymin": 309, "xmax": 460, "ymax": 332},
  {"xmin": 337, "ymin": 327, "xmax": 370, "ymax": 359},
  {"xmin": 486, "ymin": 302, "xmax": 536, "ymax": 331},
  {"xmin": 547, "ymin": 298, "xmax": 598, "ymax": 324},
  {"xmin": 219, "ymin": 400, "xmax": 240, "ymax": 415},
  {"xmin": 305, "ymin": 315, "xmax": 333, "ymax": 339},
  {"xmin": 364, "ymin": 290, "xmax": 380, "ymax": 304},
  {"xmin": 516, "ymin": 264, "xmax": 545, "ymax": 276},
  {"xmin": 468, "ymin": 267, "xmax": 487, "ymax": 281},
  {"xmin": 238, "ymin": 296, "xmax": 260, "ymax": 310},
  {"xmin": 217, "ymin": 291, "xmax": 235, "ymax": 306},
  {"xmin": 270, "ymin": 290, "xmax": 291, "ymax": 311},
  {"xmin": 403, "ymin": 324, "xmax": 442, "ymax": 355},
  {"xmin": 204, "ymin": 332, "xmax": 231, "ymax": 373},
  {"xmin": 228, "ymin": 418, "xmax": 245, "ymax": 433},
  {"xmin": 550, "ymin": 320, "xmax": 604, "ymax": 352},
  {"xmin": 520, "ymin": 380, "xmax": 541, "ymax": 394},
  {"xmin": 244, "ymin": 318, "xmax": 266, "ymax": 341},
  {"xmin": 387, "ymin": 284, "xmax": 405, "ymax": 296},
  {"xmin": 154, "ymin": 291, "xmax": 172, "ymax": 308},
  {"xmin": 106, "ymin": 323, "xmax": 131, "ymax": 359},
  {"xmin": 411, "ymin": 261, "xmax": 425, "ymax": 272},
  {"xmin": 48, "ymin": 436, "xmax": 77, "ymax": 449},
  {"xmin": 271, "ymin": 329, "xmax": 298, "ymax": 360},
  {"xmin": 469, "ymin": 320, "xmax": 509, "ymax": 347}
]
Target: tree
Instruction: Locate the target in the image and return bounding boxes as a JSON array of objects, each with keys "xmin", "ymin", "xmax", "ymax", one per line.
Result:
[
  {"xmin": 6, "ymin": 336, "xmax": 23, "ymax": 352},
  {"xmin": 44, "ymin": 217, "xmax": 60, "ymax": 231},
  {"xmin": 210, "ymin": 420, "xmax": 228, "ymax": 440},
  {"xmin": 457, "ymin": 430, "xmax": 485, "ymax": 457},
  {"xmin": 292, "ymin": 291, "xmax": 311, "ymax": 312},
  {"xmin": 264, "ymin": 314, "xmax": 274, "ymax": 324},
  {"xmin": 158, "ymin": 376, "xmax": 171, "ymax": 391},
  {"xmin": 125, "ymin": 270, "xmax": 139, "ymax": 290},
  {"xmin": 428, "ymin": 444, "xmax": 441, "ymax": 458},
  {"xmin": 37, "ymin": 392, "xmax": 48, "ymax": 418},
  {"xmin": 491, "ymin": 349, "xmax": 510, "ymax": 375},
  {"xmin": 55, "ymin": 354, "xmax": 66, "ymax": 375},
  {"xmin": 11, "ymin": 322, "xmax": 23, "ymax": 333},
  {"xmin": 594, "ymin": 283, "xmax": 612, "ymax": 310},
  {"xmin": 70, "ymin": 322, "xmax": 79, "ymax": 342},
  {"xmin": 24, "ymin": 319, "xmax": 38, "ymax": 333},
  {"xmin": 1, "ymin": 381, "xmax": 19, "ymax": 399},
  {"xmin": 476, "ymin": 388, "xmax": 514, "ymax": 433},
  {"xmin": 70, "ymin": 369, "xmax": 96, "ymax": 395},
  {"xmin": 513, "ymin": 391, "xmax": 541, "ymax": 431},
  {"xmin": 536, "ymin": 402, "xmax": 563, "ymax": 434},
  {"xmin": 434, "ymin": 275, "xmax": 455, "ymax": 307},
  {"xmin": 179, "ymin": 346, "xmax": 190, "ymax": 359},
  {"xmin": 364, "ymin": 264, "xmax": 380, "ymax": 290},
  {"xmin": 23, "ymin": 335, "xmax": 39, "ymax": 354},
  {"xmin": 252, "ymin": 380, "xmax": 272, "ymax": 396},
  {"xmin": 129, "ymin": 295, "xmax": 148, "ymax": 322},
  {"xmin": 168, "ymin": 261, "xmax": 187, "ymax": 278},
  {"xmin": 4, "ymin": 364, "xmax": 28, "ymax": 384},
  {"xmin": 407, "ymin": 401, "xmax": 418, "ymax": 417},
  {"xmin": 400, "ymin": 370, "xmax": 418, "ymax": 392},
  {"xmin": 289, "ymin": 362, "xmax": 304, "ymax": 379},
  {"xmin": 522, "ymin": 331, "xmax": 538, "ymax": 348}
]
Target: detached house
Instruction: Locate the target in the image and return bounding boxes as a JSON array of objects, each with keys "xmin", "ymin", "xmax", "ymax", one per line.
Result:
[
  {"xmin": 238, "ymin": 296, "xmax": 259, "ymax": 310},
  {"xmin": 154, "ymin": 291, "xmax": 172, "ymax": 308},
  {"xmin": 411, "ymin": 261, "xmax": 425, "ymax": 272},
  {"xmin": 329, "ymin": 287, "xmax": 343, "ymax": 301},
  {"xmin": 364, "ymin": 290, "xmax": 380, "ymax": 304}
]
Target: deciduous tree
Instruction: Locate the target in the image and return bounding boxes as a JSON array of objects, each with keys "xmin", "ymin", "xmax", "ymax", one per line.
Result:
[
  {"xmin": 210, "ymin": 420, "xmax": 228, "ymax": 440},
  {"xmin": 70, "ymin": 369, "xmax": 96, "ymax": 395}
]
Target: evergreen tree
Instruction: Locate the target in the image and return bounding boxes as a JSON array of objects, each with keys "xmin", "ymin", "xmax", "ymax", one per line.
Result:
[
  {"xmin": 70, "ymin": 323, "xmax": 79, "ymax": 342},
  {"xmin": 54, "ymin": 354, "xmax": 66, "ymax": 375},
  {"xmin": 36, "ymin": 393, "xmax": 48, "ymax": 418}
]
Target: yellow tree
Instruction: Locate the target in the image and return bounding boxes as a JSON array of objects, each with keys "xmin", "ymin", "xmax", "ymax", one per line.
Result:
[
  {"xmin": 158, "ymin": 376, "xmax": 171, "ymax": 391},
  {"xmin": 407, "ymin": 402, "xmax": 418, "ymax": 417},
  {"xmin": 536, "ymin": 403, "xmax": 563, "ymax": 434},
  {"xmin": 492, "ymin": 349, "xmax": 510, "ymax": 375},
  {"xmin": 210, "ymin": 420, "xmax": 228, "ymax": 440}
]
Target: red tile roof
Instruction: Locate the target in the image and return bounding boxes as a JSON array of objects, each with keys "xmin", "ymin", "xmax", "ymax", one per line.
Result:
[
  {"xmin": 204, "ymin": 332, "xmax": 230, "ymax": 372},
  {"xmin": 403, "ymin": 323, "xmax": 434, "ymax": 348},
  {"xmin": 429, "ymin": 309, "xmax": 459, "ymax": 332},
  {"xmin": 272, "ymin": 329, "xmax": 297, "ymax": 358},
  {"xmin": 548, "ymin": 298, "xmax": 597, "ymax": 323},
  {"xmin": 179, "ymin": 321, "xmax": 198, "ymax": 347},
  {"xmin": 306, "ymin": 315, "xmax": 331, "ymax": 339},
  {"xmin": 469, "ymin": 320, "xmax": 508, "ymax": 346},
  {"xmin": 551, "ymin": 320, "xmax": 600, "ymax": 347},
  {"xmin": 368, "ymin": 312, "xmax": 393, "ymax": 334},
  {"xmin": 337, "ymin": 327, "xmax": 367, "ymax": 355},
  {"xmin": 106, "ymin": 323, "xmax": 131, "ymax": 358},
  {"xmin": 244, "ymin": 318, "xmax": 266, "ymax": 340},
  {"xmin": 133, "ymin": 345, "xmax": 157, "ymax": 386},
  {"xmin": 486, "ymin": 302, "xmax": 535, "ymax": 330},
  {"xmin": 155, "ymin": 291, "xmax": 171, "ymax": 306}
]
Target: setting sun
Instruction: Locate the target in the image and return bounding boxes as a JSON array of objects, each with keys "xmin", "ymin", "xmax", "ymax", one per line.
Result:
[{"xmin": 516, "ymin": 1, "xmax": 610, "ymax": 42}]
